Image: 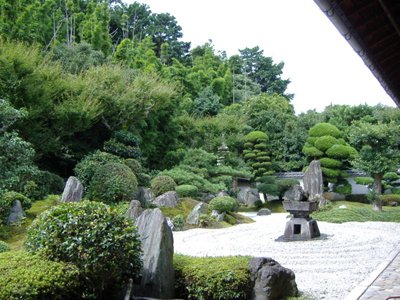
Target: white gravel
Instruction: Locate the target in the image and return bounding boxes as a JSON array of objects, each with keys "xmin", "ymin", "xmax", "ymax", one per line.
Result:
[{"xmin": 173, "ymin": 213, "xmax": 400, "ymax": 299}]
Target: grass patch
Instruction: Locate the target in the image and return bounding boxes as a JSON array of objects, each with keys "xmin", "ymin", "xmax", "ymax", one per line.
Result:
[
  {"xmin": 0, "ymin": 197, "xmax": 57, "ymax": 250},
  {"xmin": 313, "ymin": 201, "xmax": 400, "ymax": 223}
]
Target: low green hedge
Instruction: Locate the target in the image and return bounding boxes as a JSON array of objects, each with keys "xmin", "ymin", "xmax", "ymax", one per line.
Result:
[
  {"xmin": 176, "ymin": 184, "xmax": 198, "ymax": 198},
  {"xmin": 380, "ymin": 194, "xmax": 400, "ymax": 206},
  {"xmin": 0, "ymin": 251, "xmax": 79, "ymax": 300},
  {"xmin": 208, "ymin": 196, "xmax": 238, "ymax": 213},
  {"xmin": 174, "ymin": 255, "xmax": 252, "ymax": 300}
]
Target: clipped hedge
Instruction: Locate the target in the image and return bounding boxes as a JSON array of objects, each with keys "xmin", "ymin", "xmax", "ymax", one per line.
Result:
[
  {"xmin": 0, "ymin": 191, "xmax": 31, "ymax": 224},
  {"xmin": 380, "ymin": 194, "xmax": 400, "ymax": 206},
  {"xmin": 308, "ymin": 122, "xmax": 341, "ymax": 138},
  {"xmin": 176, "ymin": 184, "xmax": 198, "ymax": 198},
  {"xmin": 151, "ymin": 175, "xmax": 177, "ymax": 196},
  {"xmin": 208, "ymin": 196, "xmax": 238, "ymax": 213},
  {"xmin": 25, "ymin": 201, "xmax": 142, "ymax": 298},
  {"xmin": 320, "ymin": 157, "xmax": 342, "ymax": 169},
  {"xmin": 244, "ymin": 131, "xmax": 267, "ymax": 143},
  {"xmin": 314, "ymin": 136, "xmax": 338, "ymax": 152},
  {"xmin": 355, "ymin": 177, "xmax": 374, "ymax": 186},
  {"xmin": 88, "ymin": 162, "xmax": 138, "ymax": 203},
  {"xmin": 174, "ymin": 255, "xmax": 252, "ymax": 300},
  {"xmin": 0, "ymin": 251, "xmax": 79, "ymax": 300}
]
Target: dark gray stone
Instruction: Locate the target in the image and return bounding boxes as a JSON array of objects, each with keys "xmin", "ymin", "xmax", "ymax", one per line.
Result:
[
  {"xmin": 249, "ymin": 257, "xmax": 298, "ymax": 300},
  {"xmin": 238, "ymin": 187, "xmax": 260, "ymax": 206},
  {"xmin": 390, "ymin": 201, "xmax": 399, "ymax": 207},
  {"xmin": 186, "ymin": 202, "xmax": 207, "ymax": 225},
  {"xmin": 136, "ymin": 187, "xmax": 154, "ymax": 205},
  {"xmin": 134, "ymin": 209, "xmax": 174, "ymax": 299},
  {"xmin": 165, "ymin": 217, "xmax": 174, "ymax": 231},
  {"xmin": 198, "ymin": 192, "xmax": 215, "ymax": 203},
  {"xmin": 211, "ymin": 210, "xmax": 225, "ymax": 222},
  {"xmin": 216, "ymin": 190, "xmax": 229, "ymax": 197},
  {"xmin": 303, "ymin": 160, "xmax": 324, "ymax": 201},
  {"xmin": 126, "ymin": 200, "xmax": 143, "ymax": 220},
  {"xmin": 6, "ymin": 200, "xmax": 25, "ymax": 225},
  {"xmin": 61, "ymin": 176, "xmax": 83, "ymax": 203},
  {"xmin": 283, "ymin": 185, "xmax": 304, "ymax": 201},
  {"xmin": 152, "ymin": 191, "xmax": 178, "ymax": 207},
  {"xmin": 257, "ymin": 208, "xmax": 271, "ymax": 216}
]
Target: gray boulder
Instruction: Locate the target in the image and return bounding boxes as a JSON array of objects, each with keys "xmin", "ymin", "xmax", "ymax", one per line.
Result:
[
  {"xmin": 7, "ymin": 200, "xmax": 25, "ymax": 225},
  {"xmin": 249, "ymin": 257, "xmax": 298, "ymax": 300},
  {"xmin": 186, "ymin": 202, "xmax": 207, "ymax": 225},
  {"xmin": 303, "ymin": 160, "xmax": 324, "ymax": 201},
  {"xmin": 136, "ymin": 187, "xmax": 154, "ymax": 205},
  {"xmin": 217, "ymin": 190, "xmax": 229, "ymax": 197},
  {"xmin": 198, "ymin": 192, "xmax": 215, "ymax": 203},
  {"xmin": 134, "ymin": 209, "xmax": 174, "ymax": 299},
  {"xmin": 165, "ymin": 217, "xmax": 174, "ymax": 231},
  {"xmin": 283, "ymin": 185, "xmax": 304, "ymax": 201},
  {"xmin": 238, "ymin": 187, "xmax": 260, "ymax": 206},
  {"xmin": 152, "ymin": 191, "xmax": 179, "ymax": 207},
  {"xmin": 211, "ymin": 210, "xmax": 225, "ymax": 222},
  {"xmin": 126, "ymin": 200, "xmax": 143, "ymax": 220},
  {"xmin": 257, "ymin": 208, "xmax": 271, "ymax": 216},
  {"xmin": 60, "ymin": 176, "xmax": 83, "ymax": 203}
]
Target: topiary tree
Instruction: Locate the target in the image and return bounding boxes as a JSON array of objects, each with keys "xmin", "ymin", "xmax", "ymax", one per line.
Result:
[
  {"xmin": 303, "ymin": 122, "xmax": 357, "ymax": 189},
  {"xmin": 208, "ymin": 196, "xmax": 238, "ymax": 213},
  {"xmin": 243, "ymin": 131, "xmax": 273, "ymax": 180},
  {"xmin": 151, "ymin": 175, "xmax": 177, "ymax": 196},
  {"xmin": 25, "ymin": 201, "xmax": 142, "ymax": 299},
  {"xmin": 88, "ymin": 162, "xmax": 138, "ymax": 204}
]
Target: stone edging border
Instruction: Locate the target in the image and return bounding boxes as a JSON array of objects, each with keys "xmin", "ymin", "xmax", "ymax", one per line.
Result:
[{"xmin": 344, "ymin": 245, "xmax": 400, "ymax": 300}]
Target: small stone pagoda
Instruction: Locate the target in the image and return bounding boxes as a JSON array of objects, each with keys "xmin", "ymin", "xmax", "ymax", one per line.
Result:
[{"xmin": 282, "ymin": 160, "xmax": 323, "ymax": 240}]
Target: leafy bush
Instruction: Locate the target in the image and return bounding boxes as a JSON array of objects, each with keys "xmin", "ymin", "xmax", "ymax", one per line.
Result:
[
  {"xmin": 314, "ymin": 136, "xmax": 339, "ymax": 152},
  {"xmin": 320, "ymin": 157, "xmax": 342, "ymax": 169},
  {"xmin": 0, "ymin": 191, "xmax": 31, "ymax": 224},
  {"xmin": 103, "ymin": 130, "xmax": 141, "ymax": 159},
  {"xmin": 0, "ymin": 251, "xmax": 79, "ymax": 300},
  {"xmin": 174, "ymin": 255, "xmax": 252, "ymax": 300},
  {"xmin": 209, "ymin": 196, "xmax": 238, "ymax": 213},
  {"xmin": 182, "ymin": 148, "xmax": 217, "ymax": 169},
  {"xmin": 25, "ymin": 201, "xmax": 142, "ymax": 298},
  {"xmin": 326, "ymin": 144, "xmax": 357, "ymax": 159},
  {"xmin": 380, "ymin": 194, "xmax": 400, "ymax": 206},
  {"xmin": 333, "ymin": 182, "xmax": 352, "ymax": 195},
  {"xmin": 199, "ymin": 214, "xmax": 214, "ymax": 227},
  {"xmin": 124, "ymin": 158, "xmax": 150, "ymax": 186},
  {"xmin": 151, "ymin": 175, "xmax": 177, "ymax": 196},
  {"xmin": 308, "ymin": 122, "xmax": 341, "ymax": 138},
  {"xmin": 0, "ymin": 241, "xmax": 10, "ymax": 253},
  {"xmin": 88, "ymin": 162, "xmax": 137, "ymax": 204},
  {"xmin": 74, "ymin": 150, "xmax": 122, "ymax": 188},
  {"xmin": 254, "ymin": 200, "xmax": 263, "ymax": 209},
  {"xmin": 172, "ymin": 214, "xmax": 185, "ymax": 231},
  {"xmin": 302, "ymin": 145, "xmax": 323, "ymax": 158},
  {"xmin": 176, "ymin": 185, "xmax": 198, "ymax": 198}
]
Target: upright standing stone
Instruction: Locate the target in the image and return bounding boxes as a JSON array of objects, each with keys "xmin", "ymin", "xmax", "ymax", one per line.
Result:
[
  {"xmin": 186, "ymin": 202, "xmax": 207, "ymax": 225},
  {"xmin": 237, "ymin": 187, "xmax": 260, "ymax": 206},
  {"xmin": 61, "ymin": 176, "xmax": 83, "ymax": 203},
  {"xmin": 6, "ymin": 200, "xmax": 25, "ymax": 225},
  {"xmin": 136, "ymin": 187, "xmax": 154, "ymax": 206},
  {"xmin": 134, "ymin": 209, "xmax": 174, "ymax": 299},
  {"xmin": 303, "ymin": 160, "xmax": 323, "ymax": 201},
  {"xmin": 125, "ymin": 200, "xmax": 143, "ymax": 220}
]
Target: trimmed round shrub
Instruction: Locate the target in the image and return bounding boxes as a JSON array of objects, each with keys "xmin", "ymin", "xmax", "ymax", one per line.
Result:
[
  {"xmin": 74, "ymin": 150, "xmax": 122, "ymax": 188},
  {"xmin": 309, "ymin": 122, "xmax": 341, "ymax": 138},
  {"xmin": 244, "ymin": 131, "xmax": 268, "ymax": 142},
  {"xmin": 151, "ymin": 175, "xmax": 177, "ymax": 196},
  {"xmin": 208, "ymin": 196, "xmax": 238, "ymax": 213},
  {"xmin": 326, "ymin": 144, "xmax": 357, "ymax": 159},
  {"xmin": 88, "ymin": 162, "xmax": 137, "ymax": 203},
  {"xmin": 176, "ymin": 184, "xmax": 199, "ymax": 198},
  {"xmin": 174, "ymin": 255, "xmax": 252, "ymax": 300},
  {"xmin": 320, "ymin": 157, "xmax": 342, "ymax": 169},
  {"xmin": 25, "ymin": 201, "xmax": 142, "ymax": 298},
  {"xmin": 0, "ymin": 251, "xmax": 79, "ymax": 300},
  {"xmin": 302, "ymin": 145, "xmax": 323, "ymax": 158},
  {"xmin": 380, "ymin": 194, "xmax": 400, "ymax": 206},
  {"xmin": 355, "ymin": 177, "xmax": 374, "ymax": 186},
  {"xmin": 321, "ymin": 167, "xmax": 340, "ymax": 179},
  {"xmin": 0, "ymin": 241, "xmax": 10, "ymax": 253},
  {"xmin": 314, "ymin": 136, "xmax": 338, "ymax": 152},
  {"xmin": 383, "ymin": 172, "xmax": 400, "ymax": 181},
  {"xmin": 0, "ymin": 191, "xmax": 31, "ymax": 224}
]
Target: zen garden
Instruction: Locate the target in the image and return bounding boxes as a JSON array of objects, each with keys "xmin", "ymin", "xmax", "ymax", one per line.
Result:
[{"xmin": 0, "ymin": 1, "xmax": 400, "ymax": 300}]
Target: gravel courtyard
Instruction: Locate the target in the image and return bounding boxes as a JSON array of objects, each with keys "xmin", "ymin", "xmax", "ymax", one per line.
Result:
[{"xmin": 173, "ymin": 213, "xmax": 400, "ymax": 299}]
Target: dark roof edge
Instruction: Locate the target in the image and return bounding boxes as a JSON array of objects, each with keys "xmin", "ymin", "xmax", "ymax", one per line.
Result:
[{"xmin": 313, "ymin": 0, "xmax": 400, "ymax": 107}]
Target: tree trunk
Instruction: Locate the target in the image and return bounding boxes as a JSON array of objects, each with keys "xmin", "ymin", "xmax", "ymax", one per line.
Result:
[{"xmin": 373, "ymin": 174, "xmax": 383, "ymax": 211}]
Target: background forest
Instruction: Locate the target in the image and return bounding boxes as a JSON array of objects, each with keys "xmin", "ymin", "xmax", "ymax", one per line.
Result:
[{"xmin": 1, "ymin": 0, "xmax": 400, "ymax": 202}]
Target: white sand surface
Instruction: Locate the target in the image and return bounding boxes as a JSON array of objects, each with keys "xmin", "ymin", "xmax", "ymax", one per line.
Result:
[{"xmin": 173, "ymin": 213, "xmax": 400, "ymax": 299}]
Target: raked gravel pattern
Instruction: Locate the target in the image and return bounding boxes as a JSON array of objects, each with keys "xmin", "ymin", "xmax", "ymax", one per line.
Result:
[{"xmin": 173, "ymin": 213, "xmax": 400, "ymax": 300}]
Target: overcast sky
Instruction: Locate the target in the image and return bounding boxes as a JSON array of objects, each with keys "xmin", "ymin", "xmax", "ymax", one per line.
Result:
[{"xmin": 128, "ymin": 0, "xmax": 396, "ymax": 114}]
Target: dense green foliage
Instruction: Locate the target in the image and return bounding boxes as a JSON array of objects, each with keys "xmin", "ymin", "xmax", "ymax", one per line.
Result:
[
  {"xmin": 25, "ymin": 201, "xmax": 142, "ymax": 299},
  {"xmin": 379, "ymin": 194, "xmax": 400, "ymax": 206},
  {"xmin": 0, "ymin": 191, "xmax": 31, "ymax": 224},
  {"xmin": 150, "ymin": 175, "xmax": 177, "ymax": 196},
  {"xmin": 174, "ymin": 255, "xmax": 252, "ymax": 300},
  {"xmin": 0, "ymin": 241, "xmax": 10, "ymax": 253},
  {"xmin": 209, "ymin": 196, "xmax": 238, "ymax": 213},
  {"xmin": 0, "ymin": 251, "xmax": 79, "ymax": 300},
  {"xmin": 176, "ymin": 184, "xmax": 199, "ymax": 198},
  {"xmin": 243, "ymin": 131, "xmax": 272, "ymax": 179},
  {"xmin": 88, "ymin": 162, "xmax": 138, "ymax": 203}
]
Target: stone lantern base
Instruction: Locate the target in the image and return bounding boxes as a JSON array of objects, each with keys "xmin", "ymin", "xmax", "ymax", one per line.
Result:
[{"xmin": 284, "ymin": 217, "xmax": 320, "ymax": 240}]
